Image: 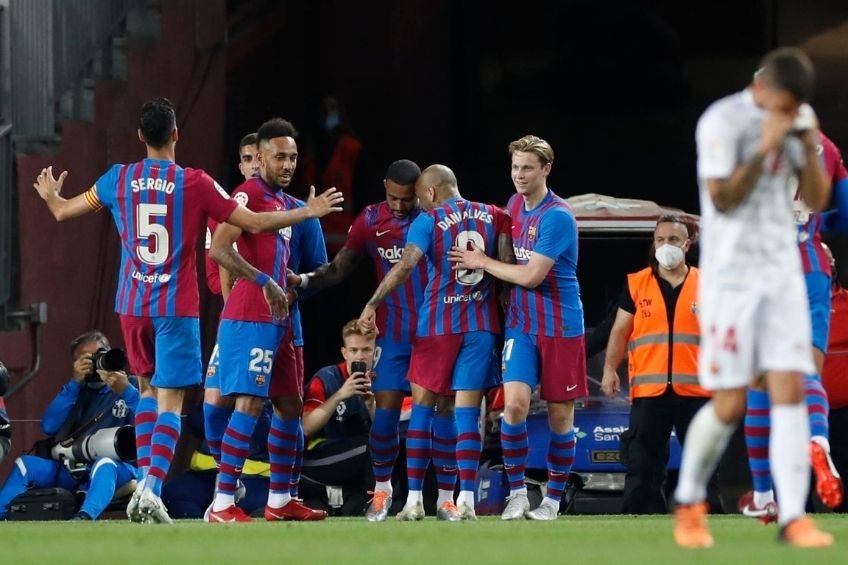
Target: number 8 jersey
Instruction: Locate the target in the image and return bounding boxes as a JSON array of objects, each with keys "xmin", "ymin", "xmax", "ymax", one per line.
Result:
[
  {"xmin": 405, "ymin": 198, "xmax": 510, "ymax": 337},
  {"xmin": 91, "ymin": 158, "xmax": 238, "ymax": 318}
]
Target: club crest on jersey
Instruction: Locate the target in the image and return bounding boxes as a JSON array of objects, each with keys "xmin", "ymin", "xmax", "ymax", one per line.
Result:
[
  {"xmin": 528, "ymin": 226, "xmax": 537, "ymax": 240},
  {"xmin": 278, "ymin": 226, "xmax": 292, "ymax": 240},
  {"xmin": 690, "ymin": 302, "xmax": 698, "ymax": 315},
  {"xmin": 255, "ymin": 374, "xmax": 266, "ymax": 387},
  {"xmin": 234, "ymin": 192, "xmax": 249, "ymax": 207},
  {"xmin": 112, "ymin": 399, "xmax": 129, "ymax": 419},
  {"xmin": 206, "ymin": 365, "xmax": 217, "ymax": 377}
]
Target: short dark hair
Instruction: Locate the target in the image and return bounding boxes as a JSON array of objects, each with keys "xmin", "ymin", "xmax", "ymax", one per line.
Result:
[
  {"xmin": 385, "ymin": 159, "xmax": 421, "ymax": 186},
  {"xmin": 239, "ymin": 133, "xmax": 258, "ymax": 150},
  {"xmin": 656, "ymin": 214, "xmax": 695, "ymax": 240},
  {"xmin": 257, "ymin": 118, "xmax": 298, "ymax": 147},
  {"xmin": 759, "ymin": 47, "xmax": 815, "ymax": 102},
  {"xmin": 69, "ymin": 330, "xmax": 109, "ymax": 355},
  {"xmin": 139, "ymin": 98, "xmax": 176, "ymax": 149}
]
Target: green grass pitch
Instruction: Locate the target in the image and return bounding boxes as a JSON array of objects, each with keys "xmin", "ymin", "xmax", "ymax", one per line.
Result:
[{"xmin": 1, "ymin": 514, "xmax": 846, "ymax": 563}]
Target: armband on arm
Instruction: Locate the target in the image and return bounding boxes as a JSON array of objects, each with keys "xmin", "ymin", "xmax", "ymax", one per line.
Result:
[{"xmin": 83, "ymin": 187, "xmax": 103, "ymax": 211}]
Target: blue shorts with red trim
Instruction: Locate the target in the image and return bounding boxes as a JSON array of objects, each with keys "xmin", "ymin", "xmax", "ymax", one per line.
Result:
[
  {"xmin": 502, "ymin": 328, "xmax": 587, "ymax": 402},
  {"xmin": 217, "ymin": 319, "xmax": 285, "ymax": 397}
]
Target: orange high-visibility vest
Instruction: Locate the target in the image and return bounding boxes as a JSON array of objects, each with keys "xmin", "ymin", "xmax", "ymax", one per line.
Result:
[{"xmin": 626, "ymin": 266, "xmax": 709, "ymax": 399}]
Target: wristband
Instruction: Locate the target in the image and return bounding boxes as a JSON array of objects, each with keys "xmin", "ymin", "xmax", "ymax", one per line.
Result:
[
  {"xmin": 254, "ymin": 272, "xmax": 271, "ymax": 286},
  {"xmin": 299, "ymin": 273, "xmax": 310, "ymax": 288}
]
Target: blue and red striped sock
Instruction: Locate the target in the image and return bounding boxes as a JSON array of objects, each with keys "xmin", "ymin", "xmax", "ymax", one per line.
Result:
[
  {"xmin": 406, "ymin": 403, "xmax": 435, "ymax": 493},
  {"xmin": 215, "ymin": 410, "xmax": 257, "ymax": 510},
  {"xmin": 500, "ymin": 420, "xmax": 528, "ymax": 494},
  {"xmin": 432, "ymin": 412, "xmax": 458, "ymax": 493},
  {"xmin": 203, "ymin": 402, "xmax": 231, "ymax": 466},
  {"xmin": 745, "ymin": 388, "xmax": 773, "ymax": 495},
  {"xmin": 147, "ymin": 411, "xmax": 181, "ymax": 496},
  {"xmin": 455, "ymin": 407, "xmax": 482, "ymax": 494},
  {"xmin": 546, "ymin": 430, "xmax": 576, "ymax": 503},
  {"xmin": 370, "ymin": 408, "xmax": 401, "ymax": 486},
  {"xmin": 268, "ymin": 415, "xmax": 298, "ymax": 505},
  {"xmin": 289, "ymin": 421, "xmax": 304, "ymax": 497},
  {"xmin": 804, "ymin": 374, "xmax": 830, "ymax": 445},
  {"xmin": 134, "ymin": 396, "xmax": 157, "ymax": 479}
]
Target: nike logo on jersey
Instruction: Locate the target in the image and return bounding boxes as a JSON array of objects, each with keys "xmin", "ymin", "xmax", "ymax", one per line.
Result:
[
  {"xmin": 376, "ymin": 229, "xmax": 391, "ymax": 236},
  {"xmin": 566, "ymin": 384, "xmax": 578, "ymax": 392}
]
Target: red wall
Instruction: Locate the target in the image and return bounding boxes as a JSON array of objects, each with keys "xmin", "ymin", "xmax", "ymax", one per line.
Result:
[{"xmin": 0, "ymin": 0, "xmax": 227, "ymax": 475}]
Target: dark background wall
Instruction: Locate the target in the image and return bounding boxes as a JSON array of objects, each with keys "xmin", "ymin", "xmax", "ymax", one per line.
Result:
[{"xmin": 2, "ymin": 0, "xmax": 848, "ymax": 474}]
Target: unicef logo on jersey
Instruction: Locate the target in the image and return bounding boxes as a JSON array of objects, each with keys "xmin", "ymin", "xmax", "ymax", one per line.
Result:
[
  {"xmin": 377, "ymin": 246, "xmax": 404, "ymax": 264},
  {"xmin": 112, "ymin": 399, "xmax": 129, "ymax": 419},
  {"xmin": 278, "ymin": 226, "xmax": 292, "ymax": 240},
  {"xmin": 131, "ymin": 270, "xmax": 172, "ymax": 284},
  {"xmin": 443, "ymin": 291, "xmax": 483, "ymax": 304}
]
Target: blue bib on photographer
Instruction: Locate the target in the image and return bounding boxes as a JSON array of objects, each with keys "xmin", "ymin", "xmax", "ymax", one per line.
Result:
[
  {"xmin": 53, "ymin": 377, "xmax": 138, "ymax": 447},
  {"xmin": 307, "ymin": 364, "xmax": 370, "ymax": 449}
]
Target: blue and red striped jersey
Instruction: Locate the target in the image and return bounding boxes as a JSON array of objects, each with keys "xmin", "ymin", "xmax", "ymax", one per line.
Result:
[
  {"xmin": 346, "ymin": 202, "xmax": 427, "ymax": 342},
  {"xmin": 797, "ymin": 132, "xmax": 848, "ymax": 275},
  {"xmin": 221, "ymin": 176, "xmax": 296, "ymax": 326},
  {"xmin": 506, "ymin": 190, "xmax": 584, "ymax": 337},
  {"xmin": 94, "ymin": 159, "xmax": 237, "ymax": 318},
  {"xmin": 406, "ymin": 198, "xmax": 509, "ymax": 337}
]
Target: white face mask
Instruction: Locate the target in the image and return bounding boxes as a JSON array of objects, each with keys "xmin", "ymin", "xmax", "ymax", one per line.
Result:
[{"xmin": 655, "ymin": 244, "xmax": 685, "ymax": 270}]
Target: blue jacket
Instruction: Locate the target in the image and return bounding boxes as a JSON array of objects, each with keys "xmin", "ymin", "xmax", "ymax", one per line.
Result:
[{"xmin": 42, "ymin": 378, "xmax": 140, "ymax": 439}]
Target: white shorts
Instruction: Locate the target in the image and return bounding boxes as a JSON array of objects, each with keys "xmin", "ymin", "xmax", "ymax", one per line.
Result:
[{"xmin": 698, "ymin": 275, "xmax": 814, "ymax": 390}]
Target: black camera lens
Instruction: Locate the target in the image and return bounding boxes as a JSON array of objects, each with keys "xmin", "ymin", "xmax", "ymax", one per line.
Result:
[
  {"xmin": 91, "ymin": 348, "xmax": 127, "ymax": 372},
  {"xmin": 350, "ymin": 361, "xmax": 367, "ymax": 375}
]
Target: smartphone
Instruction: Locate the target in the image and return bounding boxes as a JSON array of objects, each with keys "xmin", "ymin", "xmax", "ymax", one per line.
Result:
[{"xmin": 351, "ymin": 361, "xmax": 367, "ymax": 375}]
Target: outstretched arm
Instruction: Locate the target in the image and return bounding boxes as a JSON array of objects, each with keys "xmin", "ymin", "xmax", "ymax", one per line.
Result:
[
  {"xmin": 292, "ymin": 246, "xmax": 364, "ymax": 290},
  {"xmin": 450, "ymin": 243, "xmax": 553, "ymax": 289},
  {"xmin": 358, "ymin": 244, "xmax": 423, "ymax": 333},
  {"xmin": 226, "ymin": 186, "xmax": 344, "ymax": 234},
  {"xmin": 33, "ymin": 167, "xmax": 97, "ymax": 221}
]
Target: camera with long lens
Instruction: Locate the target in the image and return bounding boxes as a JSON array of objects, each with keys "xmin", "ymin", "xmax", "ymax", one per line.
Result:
[
  {"xmin": 85, "ymin": 347, "xmax": 127, "ymax": 383},
  {"xmin": 50, "ymin": 425, "xmax": 136, "ymax": 465}
]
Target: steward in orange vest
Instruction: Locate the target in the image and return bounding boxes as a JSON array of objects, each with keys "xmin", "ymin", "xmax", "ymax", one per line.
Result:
[
  {"xmin": 626, "ymin": 267, "xmax": 708, "ymax": 399},
  {"xmin": 602, "ymin": 215, "xmax": 714, "ymax": 514}
]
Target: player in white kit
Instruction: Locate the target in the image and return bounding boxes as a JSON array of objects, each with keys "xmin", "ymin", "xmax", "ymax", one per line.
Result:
[{"xmin": 672, "ymin": 47, "xmax": 834, "ymax": 548}]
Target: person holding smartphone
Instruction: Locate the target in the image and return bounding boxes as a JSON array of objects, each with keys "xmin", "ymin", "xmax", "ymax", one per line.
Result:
[{"xmin": 299, "ymin": 320, "xmax": 376, "ymax": 511}]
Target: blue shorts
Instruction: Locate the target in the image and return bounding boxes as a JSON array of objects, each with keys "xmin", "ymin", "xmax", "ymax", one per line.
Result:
[
  {"xmin": 371, "ymin": 337, "xmax": 412, "ymax": 393},
  {"xmin": 217, "ymin": 320, "xmax": 286, "ymax": 397},
  {"xmin": 205, "ymin": 343, "xmax": 221, "ymax": 391},
  {"xmin": 120, "ymin": 315, "xmax": 202, "ymax": 386},
  {"xmin": 408, "ymin": 331, "xmax": 500, "ymax": 394},
  {"xmin": 148, "ymin": 317, "xmax": 202, "ymax": 388},
  {"xmin": 502, "ymin": 328, "xmax": 587, "ymax": 401},
  {"xmin": 806, "ymin": 272, "xmax": 832, "ymax": 354}
]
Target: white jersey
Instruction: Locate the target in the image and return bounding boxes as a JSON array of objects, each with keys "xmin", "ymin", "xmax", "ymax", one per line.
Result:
[{"xmin": 696, "ymin": 89, "xmax": 810, "ymax": 285}]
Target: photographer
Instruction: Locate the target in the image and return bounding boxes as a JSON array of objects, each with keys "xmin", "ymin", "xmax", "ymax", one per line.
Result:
[
  {"xmin": 0, "ymin": 331, "xmax": 139, "ymax": 520},
  {"xmin": 300, "ymin": 320, "xmax": 376, "ymax": 514}
]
